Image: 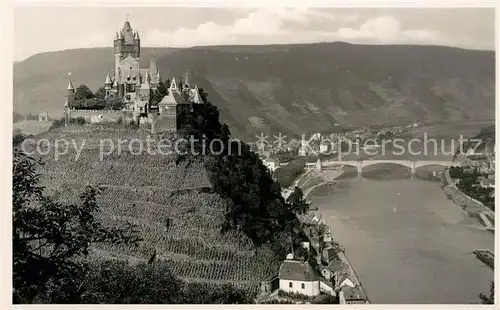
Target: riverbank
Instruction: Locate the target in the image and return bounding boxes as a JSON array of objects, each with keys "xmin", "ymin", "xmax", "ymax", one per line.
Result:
[
  {"xmin": 441, "ymin": 168, "xmax": 495, "ymax": 232},
  {"xmin": 286, "ymin": 168, "xmax": 369, "ymax": 303}
]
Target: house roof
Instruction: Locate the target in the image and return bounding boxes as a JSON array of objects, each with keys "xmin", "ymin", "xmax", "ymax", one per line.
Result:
[
  {"xmin": 279, "ymin": 260, "xmax": 318, "ymax": 282},
  {"xmin": 338, "ymin": 273, "xmax": 354, "ymax": 286},
  {"xmin": 341, "ymin": 286, "xmax": 366, "ymax": 301},
  {"xmin": 159, "ymin": 91, "xmax": 187, "ymax": 106}
]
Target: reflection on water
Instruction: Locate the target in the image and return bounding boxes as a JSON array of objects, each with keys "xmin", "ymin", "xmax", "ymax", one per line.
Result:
[{"xmin": 310, "ymin": 177, "xmax": 494, "ymax": 304}]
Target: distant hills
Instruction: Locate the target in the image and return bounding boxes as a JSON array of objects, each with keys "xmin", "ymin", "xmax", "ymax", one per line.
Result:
[{"xmin": 14, "ymin": 42, "xmax": 495, "ymax": 140}]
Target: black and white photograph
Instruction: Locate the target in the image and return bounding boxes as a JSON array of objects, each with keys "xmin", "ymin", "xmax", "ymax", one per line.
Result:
[{"xmin": 6, "ymin": 2, "xmax": 497, "ymax": 306}]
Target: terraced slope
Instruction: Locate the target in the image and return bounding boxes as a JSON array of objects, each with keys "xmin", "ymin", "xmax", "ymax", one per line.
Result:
[{"xmin": 28, "ymin": 125, "xmax": 280, "ymax": 293}]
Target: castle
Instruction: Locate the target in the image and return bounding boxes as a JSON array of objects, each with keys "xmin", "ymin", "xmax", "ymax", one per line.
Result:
[{"xmin": 64, "ymin": 19, "xmax": 204, "ymax": 131}]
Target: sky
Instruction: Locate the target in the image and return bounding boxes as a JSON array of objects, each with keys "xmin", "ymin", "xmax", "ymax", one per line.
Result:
[{"xmin": 14, "ymin": 6, "xmax": 495, "ymax": 61}]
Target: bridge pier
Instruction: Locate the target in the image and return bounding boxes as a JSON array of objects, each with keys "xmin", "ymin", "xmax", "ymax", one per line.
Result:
[{"xmin": 357, "ymin": 162, "xmax": 362, "ymax": 178}]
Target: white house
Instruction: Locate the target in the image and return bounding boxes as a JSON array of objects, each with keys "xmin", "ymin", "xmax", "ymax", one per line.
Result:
[{"xmin": 278, "ymin": 256, "xmax": 320, "ymax": 297}]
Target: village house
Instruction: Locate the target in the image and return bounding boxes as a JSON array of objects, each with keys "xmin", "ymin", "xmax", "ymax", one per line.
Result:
[
  {"xmin": 278, "ymin": 254, "xmax": 320, "ymax": 296},
  {"xmin": 335, "ymin": 271, "xmax": 355, "ymax": 290},
  {"xmin": 339, "ymin": 286, "xmax": 368, "ymax": 304}
]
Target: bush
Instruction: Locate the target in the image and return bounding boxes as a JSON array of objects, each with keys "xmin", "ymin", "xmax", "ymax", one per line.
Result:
[
  {"xmin": 312, "ymin": 293, "xmax": 338, "ymax": 304},
  {"xmin": 49, "ymin": 117, "xmax": 87, "ymax": 131}
]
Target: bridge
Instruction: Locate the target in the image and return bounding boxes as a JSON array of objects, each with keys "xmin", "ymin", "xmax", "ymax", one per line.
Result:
[{"xmin": 306, "ymin": 159, "xmax": 458, "ymax": 174}]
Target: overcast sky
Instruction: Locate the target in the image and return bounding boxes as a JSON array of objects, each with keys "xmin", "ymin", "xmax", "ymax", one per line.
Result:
[{"xmin": 14, "ymin": 7, "xmax": 495, "ymax": 61}]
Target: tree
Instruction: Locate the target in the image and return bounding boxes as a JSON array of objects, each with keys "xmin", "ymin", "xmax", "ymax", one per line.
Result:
[
  {"xmin": 157, "ymin": 79, "xmax": 169, "ymax": 97},
  {"xmin": 479, "ymin": 281, "xmax": 494, "ymax": 304},
  {"xmin": 13, "ymin": 149, "xmax": 142, "ymax": 303},
  {"xmin": 13, "ymin": 130, "xmax": 28, "ymax": 147},
  {"xmin": 94, "ymin": 87, "xmax": 106, "ymax": 100},
  {"xmin": 151, "ymin": 89, "xmax": 165, "ymax": 106},
  {"xmin": 286, "ymin": 187, "xmax": 309, "ymax": 215},
  {"xmin": 75, "ymin": 85, "xmax": 94, "ymax": 101}
]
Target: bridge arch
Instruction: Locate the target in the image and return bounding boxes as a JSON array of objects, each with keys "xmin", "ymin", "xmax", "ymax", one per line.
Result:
[{"xmin": 319, "ymin": 159, "xmax": 455, "ymax": 175}]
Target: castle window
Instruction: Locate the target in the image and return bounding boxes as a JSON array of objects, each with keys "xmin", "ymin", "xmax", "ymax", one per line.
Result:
[
  {"xmin": 289, "ymin": 282, "xmax": 293, "ymax": 288},
  {"xmin": 301, "ymin": 283, "xmax": 305, "ymax": 289}
]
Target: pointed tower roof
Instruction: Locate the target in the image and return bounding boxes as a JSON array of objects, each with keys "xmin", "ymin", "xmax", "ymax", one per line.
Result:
[
  {"xmin": 149, "ymin": 58, "xmax": 158, "ymax": 75},
  {"xmin": 121, "ymin": 20, "xmax": 135, "ymax": 43},
  {"xmin": 67, "ymin": 79, "xmax": 74, "ymax": 90},
  {"xmin": 105, "ymin": 72, "xmax": 112, "ymax": 85},
  {"xmin": 191, "ymin": 85, "xmax": 203, "ymax": 104},
  {"xmin": 156, "ymin": 70, "xmax": 161, "ymax": 82},
  {"xmin": 169, "ymin": 77, "xmax": 178, "ymax": 92},
  {"xmin": 183, "ymin": 71, "xmax": 190, "ymax": 87}
]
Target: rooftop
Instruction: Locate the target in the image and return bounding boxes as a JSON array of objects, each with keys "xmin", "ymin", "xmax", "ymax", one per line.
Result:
[
  {"xmin": 279, "ymin": 260, "xmax": 319, "ymax": 282},
  {"xmin": 341, "ymin": 286, "xmax": 366, "ymax": 301}
]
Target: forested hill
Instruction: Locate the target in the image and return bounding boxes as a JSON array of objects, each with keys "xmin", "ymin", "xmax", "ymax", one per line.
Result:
[{"xmin": 14, "ymin": 42, "xmax": 495, "ymax": 139}]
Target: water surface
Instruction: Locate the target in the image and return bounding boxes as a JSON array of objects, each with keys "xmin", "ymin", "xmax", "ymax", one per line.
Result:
[{"xmin": 311, "ymin": 178, "xmax": 494, "ymax": 304}]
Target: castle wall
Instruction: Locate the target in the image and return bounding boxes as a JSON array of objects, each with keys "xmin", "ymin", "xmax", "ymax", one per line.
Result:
[{"xmin": 70, "ymin": 110, "xmax": 128, "ymax": 124}]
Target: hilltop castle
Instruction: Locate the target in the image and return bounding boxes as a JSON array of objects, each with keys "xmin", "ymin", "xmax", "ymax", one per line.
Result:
[{"xmin": 64, "ymin": 19, "xmax": 204, "ymax": 131}]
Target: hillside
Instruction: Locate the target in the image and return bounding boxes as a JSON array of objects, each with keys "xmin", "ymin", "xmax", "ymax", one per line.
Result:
[
  {"xmin": 26, "ymin": 125, "xmax": 281, "ymax": 294},
  {"xmin": 14, "ymin": 42, "xmax": 495, "ymax": 139}
]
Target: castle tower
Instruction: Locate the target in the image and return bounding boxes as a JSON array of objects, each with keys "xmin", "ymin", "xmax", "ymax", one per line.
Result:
[{"xmin": 113, "ymin": 20, "xmax": 140, "ymax": 80}]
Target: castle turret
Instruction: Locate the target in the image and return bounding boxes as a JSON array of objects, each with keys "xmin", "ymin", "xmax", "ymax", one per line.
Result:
[
  {"xmin": 66, "ymin": 74, "xmax": 75, "ymax": 107},
  {"xmin": 169, "ymin": 77, "xmax": 178, "ymax": 92},
  {"xmin": 104, "ymin": 72, "xmax": 112, "ymax": 89},
  {"xmin": 182, "ymin": 71, "xmax": 190, "ymax": 93}
]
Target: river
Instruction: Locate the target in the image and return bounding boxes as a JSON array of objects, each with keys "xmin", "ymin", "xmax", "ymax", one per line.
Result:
[{"xmin": 308, "ymin": 121, "xmax": 495, "ymax": 304}]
